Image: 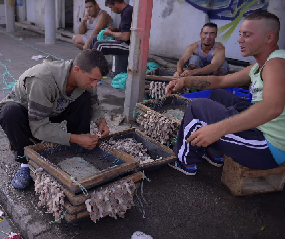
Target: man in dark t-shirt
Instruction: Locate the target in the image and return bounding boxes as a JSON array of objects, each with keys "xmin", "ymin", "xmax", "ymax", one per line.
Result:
[{"xmin": 88, "ymin": 0, "xmax": 133, "ymax": 55}]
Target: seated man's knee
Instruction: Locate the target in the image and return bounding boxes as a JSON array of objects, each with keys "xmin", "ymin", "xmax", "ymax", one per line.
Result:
[
  {"xmin": 72, "ymin": 34, "xmax": 83, "ymax": 45},
  {"xmin": 187, "ymin": 55, "xmax": 203, "ymax": 69},
  {"xmin": 188, "ymin": 64, "xmax": 198, "ymax": 70},
  {"xmin": 190, "ymin": 98, "xmax": 210, "ymax": 111},
  {"xmin": 209, "ymin": 89, "xmax": 227, "ymax": 100},
  {"xmin": 72, "ymin": 35, "xmax": 77, "ymax": 44},
  {"xmin": 80, "ymin": 91, "xmax": 92, "ymax": 102},
  {"xmin": 0, "ymin": 103, "xmax": 22, "ymax": 124},
  {"xmin": 213, "ymin": 68, "xmax": 228, "ymax": 76}
]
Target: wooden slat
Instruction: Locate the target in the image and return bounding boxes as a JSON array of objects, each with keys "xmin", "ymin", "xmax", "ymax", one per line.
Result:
[
  {"xmin": 64, "ymin": 199, "xmax": 86, "ymax": 215},
  {"xmin": 242, "ymin": 163, "xmax": 285, "ymax": 178},
  {"xmin": 145, "ymin": 75, "xmax": 176, "ymax": 81}
]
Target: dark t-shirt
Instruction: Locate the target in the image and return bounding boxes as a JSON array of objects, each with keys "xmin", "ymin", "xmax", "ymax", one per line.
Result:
[{"xmin": 119, "ymin": 4, "xmax": 133, "ymax": 45}]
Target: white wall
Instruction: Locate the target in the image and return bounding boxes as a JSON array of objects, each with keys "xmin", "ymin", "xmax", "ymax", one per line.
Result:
[
  {"xmin": 35, "ymin": 0, "xmax": 45, "ymax": 28},
  {"xmin": 268, "ymin": 0, "xmax": 285, "ymax": 49},
  {"xmin": 0, "ymin": 3, "xmax": 5, "ymax": 24},
  {"xmin": 149, "ymin": 0, "xmax": 207, "ymax": 59}
]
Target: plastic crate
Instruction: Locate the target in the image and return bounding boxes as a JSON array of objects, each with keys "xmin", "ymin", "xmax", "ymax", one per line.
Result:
[{"xmin": 180, "ymin": 88, "xmax": 251, "ymax": 101}]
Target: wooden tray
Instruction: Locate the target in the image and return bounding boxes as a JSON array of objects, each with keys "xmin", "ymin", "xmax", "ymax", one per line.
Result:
[
  {"xmin": 135, "ymin": 95, "xmax": 191, "ymax": 146},
  {"xmin": 25, "ymin": 142, "xmax": 139, "ymax": 193},
  {"xmin": 101, "ymin": 128, "xmax": 177, "ymax": 170}
]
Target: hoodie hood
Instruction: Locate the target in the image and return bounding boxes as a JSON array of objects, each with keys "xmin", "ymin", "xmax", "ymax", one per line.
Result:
[{"xmin": 43, "ymin": 60, "xmax": 73, "ymax": 98}]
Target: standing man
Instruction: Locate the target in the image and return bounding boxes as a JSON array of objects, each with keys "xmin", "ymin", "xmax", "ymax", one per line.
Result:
[
  {"xmin": 174, "ymin": 23, "xmax": 229, "ymax": 78},
  {"xmin": 72, "ymin": 0, "xmax": 113, "ymax": 50},
  {"xmin": 166, "ymin": 10, "xmax": 285, "ymax": 175},
  {"xmin": 0, "ymin": 50, "xmax": 110, "ymax": 189},
  {"xmin": 89, "ymin": 0, "xmax": 133, "ymax": 56}
]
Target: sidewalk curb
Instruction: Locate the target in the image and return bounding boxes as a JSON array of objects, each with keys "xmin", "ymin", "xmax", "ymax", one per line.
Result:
[{"xmin": 0, "ymin": 148, "xmax": 51, "ymax": 239}]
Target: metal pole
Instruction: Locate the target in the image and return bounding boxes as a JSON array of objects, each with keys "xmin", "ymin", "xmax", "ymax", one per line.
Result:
[
  {"xmin": 123, "ymin": 0, "xmax": 153, "ymax": 122},
  {"xmin": 45, "ymin": 0, "xmax": 56, "ymax": 44},
  {"xmin": 5, "ymin": 0, "xmax": 15, "ymax": 32}
]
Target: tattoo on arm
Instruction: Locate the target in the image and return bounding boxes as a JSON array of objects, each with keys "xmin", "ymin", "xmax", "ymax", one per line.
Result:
[{"xmin": 189, "ymin": 79, "xmax": 211, "ymax": 90}]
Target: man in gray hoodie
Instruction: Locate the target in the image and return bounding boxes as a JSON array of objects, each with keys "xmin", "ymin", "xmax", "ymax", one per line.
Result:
[{"xmin": 0, "ymin": 49, "xmax": 110, "ymax": 190}]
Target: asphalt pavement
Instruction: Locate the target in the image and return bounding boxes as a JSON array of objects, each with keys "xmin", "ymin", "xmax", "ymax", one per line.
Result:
[{"xmin": 0, "ymin": 25, "xmax": 285, "ymax": 239}]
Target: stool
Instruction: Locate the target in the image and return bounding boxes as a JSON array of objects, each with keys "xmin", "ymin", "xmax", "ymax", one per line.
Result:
[{"xmin": 221, "ymin": 156, "xmax": 285, "ymax": 196}]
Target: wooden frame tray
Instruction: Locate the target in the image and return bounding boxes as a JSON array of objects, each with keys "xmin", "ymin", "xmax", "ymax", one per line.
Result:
[
  {"xmin": 135, "ymin": 95, "xmax": 191, "ymax": 146},
  {"xmin": 25, "ymin": 142, "xmax": 139, "ymax": 193},
  {"xmin": 101, "ymin": 128, "xmax": 177, "ymax": 170}
]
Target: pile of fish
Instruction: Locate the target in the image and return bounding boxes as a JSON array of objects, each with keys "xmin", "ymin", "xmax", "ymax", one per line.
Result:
[
  {"xmin": 34, "ymin": 168, "xmax": 65, "ymax": 222},
  {"xmin": 139, "ymin": 111, "xmax": 176, "ymax": 145},
  {"xmin": 85, "ymin": 178, "xmax": 136, "ymax": 223},
  {"xmin": 100, "ymin": 138, "xmax": 155, "ymax": 164},
  {"xmin": 149, "ymin": 81, "xmax": 166, "ymax": 99}
]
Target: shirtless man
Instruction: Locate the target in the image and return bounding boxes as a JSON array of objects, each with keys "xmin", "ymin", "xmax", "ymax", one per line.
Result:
[
  {"xmin": 72, "ymin": 0, "xmax": 113, "ymax": 50},
  {"xmin": 174, "ymin": 23, "xmax": 229, "ymax": 78},
  {"xmin": 166, "ymin": 10, "xmax": 285, "ymax": 175}
]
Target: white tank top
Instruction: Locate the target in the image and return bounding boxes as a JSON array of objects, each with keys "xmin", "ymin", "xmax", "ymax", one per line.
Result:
[{"xmin": 86, "ymin": 10, "xmax": 102, "ymax": 39}]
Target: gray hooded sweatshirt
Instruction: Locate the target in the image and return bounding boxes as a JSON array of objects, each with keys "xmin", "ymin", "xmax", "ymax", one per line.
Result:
[{"xmin": 0, "ymin": 60, "xmax": 105, "ymax": 146}]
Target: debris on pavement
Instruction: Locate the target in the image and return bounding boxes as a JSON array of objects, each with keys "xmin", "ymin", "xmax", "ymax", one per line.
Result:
[
  {"xmin": 131, "ymin": 231, "xmax": 153, "ymax": 239},
  {"xmin": 31, "ymin": 55, "xmax": 45, "ymax": 61}
]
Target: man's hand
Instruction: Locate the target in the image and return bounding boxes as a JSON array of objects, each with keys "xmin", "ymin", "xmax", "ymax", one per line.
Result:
[
  {"xmin": 104, "ymin": 28, "xmax": 113, "ymax": 36},
  {"xmin": 107, "ymin": 26, "xmax": 117, "ymax": 31},
  {"xmin": 72, "ymin": 134, "xmax": 99, "ymax": 150},
  {"xmin": 186, "ymin": 124, "xmax": 225, "ymax": 148},
  {"xmin": 181, "ymin": 70, "xmax": 194, "ymax": 77},
  {"xmin": 165, "ymin": 78, "xmax": 185, "ymax": 96},
  {"xmin": 173, "ymin": 71, "xmax": 182, "ymax": 78},
  {"xmin": 83, "ymin": 44, "xmax": 89, "ymax": 50},
  {"xmin": 83, "ymin": 13, "xmax": 91, "ymax": 22},
  {"xmin": 96, "ymin": 118, "xmax": 110, "ymax": 138}
]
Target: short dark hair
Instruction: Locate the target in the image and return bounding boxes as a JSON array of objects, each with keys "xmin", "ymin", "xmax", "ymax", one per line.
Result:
[
  {"xmin": 201, "ymin": 22, "xmax": 218, "ymax": 33},
  {"xmin": 105, "ymin": 0, "xmax": 124, "ymax": 6},
  {"xmin": 85, "ymin": 0, "xmax": 97, "ymax": 5},
  {"xmin": 74, "ymin": 49, "xmax": 109, "ymax": 76}
]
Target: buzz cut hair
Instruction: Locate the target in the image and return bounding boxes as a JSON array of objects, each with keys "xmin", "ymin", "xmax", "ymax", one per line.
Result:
[
  {"xmin": 245, "ymin": 10, "xmax": 280, "ymax": 40},
  {"xmin": 73, "ymin": 49, "xmax": 109, "ymax": 76},
  {"xmin": 105, "ymin": 0, "xmax": 124, "ymax": 6},
  {"xmin": 201, "ymin": 22, "xmax": 218, "ymax": 33}
]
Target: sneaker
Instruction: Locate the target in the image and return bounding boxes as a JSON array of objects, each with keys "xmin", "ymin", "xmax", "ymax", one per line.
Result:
[
  {"xmin": 202, "ymin": 150, "xmax": 223, "ymax": 167},
  {"xmin": 168, "ymin": 161, "xmax": 197, "ymax": 175},
  {"xmin": 12, "ymin": 167, "xmax": 32, "ymax": 190}
]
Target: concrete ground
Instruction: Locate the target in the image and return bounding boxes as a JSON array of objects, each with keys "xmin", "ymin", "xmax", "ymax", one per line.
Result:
[{"xmin": 0, "ymin": 26, "xmax": 285, "ymax": 239}]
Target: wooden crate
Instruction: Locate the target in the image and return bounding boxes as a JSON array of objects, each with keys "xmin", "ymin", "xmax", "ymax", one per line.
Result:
[
  {"xmin": 25, "ymin": 142, "xmax": 139, "ymax": 193},
  {"xmin": 101, "ymin": 128, "xmax": 177, "ymax": 169},
  {"xmin": 146, "ymin": 68, "xmax": 176, "ymax": 81},
  {"xmin": 135, "ymin": 95, "xmax": 191, "ymax": 146},
  {"xmin": 145, "ymin": 68, "xmax": 176, "ymax": 96},
  {"xmin": 221, "ymin": 156, "xmax": 285, "ymax": 196},
  {"xmin": 30, "ymin": 167, "xmax": 143, "ymax": 223}
]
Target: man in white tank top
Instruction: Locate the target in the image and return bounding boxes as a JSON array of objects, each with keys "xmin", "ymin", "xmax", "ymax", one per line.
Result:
[{"xmin": 72, "ymin": 0, "xmax": 113, "ymax": 50}]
